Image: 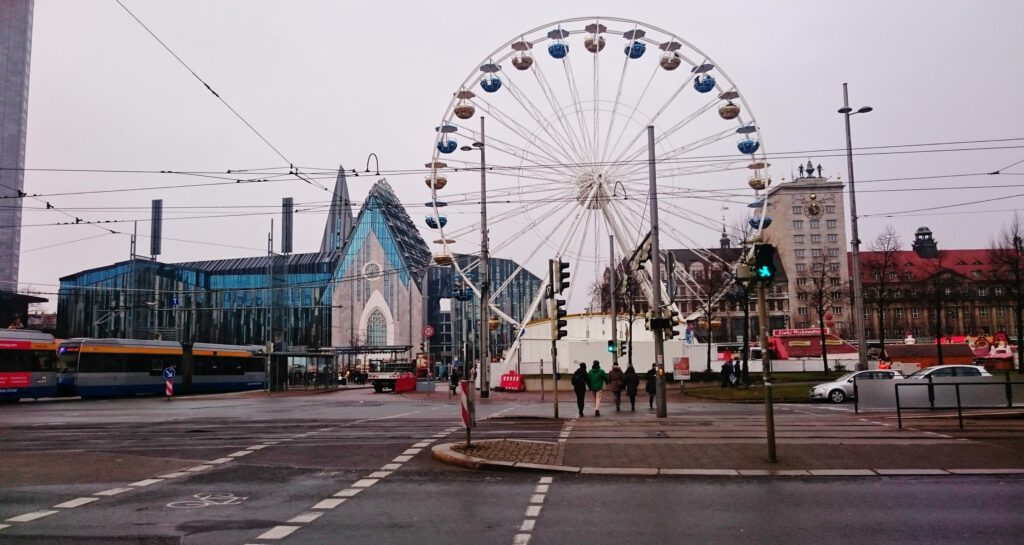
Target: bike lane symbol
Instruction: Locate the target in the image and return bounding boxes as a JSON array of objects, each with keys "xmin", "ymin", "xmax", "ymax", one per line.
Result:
[{"xmin": 167, "ymin": 492, "xmax": 248, "ymax": 509}]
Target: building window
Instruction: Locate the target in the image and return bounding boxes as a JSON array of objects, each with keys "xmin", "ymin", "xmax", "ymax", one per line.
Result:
[
  {"xmin": 980, "ymin": 307, "xmax": 989, "ymax": 318},
  {"xmin": 813, "ymin": 263, "xmax": 824, "ymax": 272},
  {"xmin": 811, "ymin": 234, "xmax": 821, "ymax": 243},
  {"xmin": 827, "ymin": 234, "xmax": 838, "ymax": 243},
  {"xmin": 797, "ymin": 277, "xmax": 808, "ymax": 286},
  {"xmin": 792, "ymin": 206, "xmax": 803, "ymax": 214},
  {"xmin": 809, "ymin": 219, "xmax": 820, "ymax": 229},
  {"xmin": 830, "ymin": 278, "xmax": 840, "ymax": 286},
  {"xmin": 894, "ymin": 308, "xmax": 903, "ymax": 319},
  {"xmin": 972, "ymin": 271, "xmax": 982, "ymax": 279},
  {"xmin": 796, "ymin": 263, "xmax": 807, "ymax": 272},
  {"xmin": 825, "ymin": 205, "xmax": 836, "ymax": 214},
  {"xmin": 812, "ymin": 248, "xmax": 823, "ymax": 257},
  {"xmin": 997, "ymin": 324, "xmax": 1006, "ymax": 332},
  {"xmin": 798, "ymin": 307, "xmax": 808, "ymax": 316},
  {"xmin": 794, "ymin": 235, "xmax": 805, "ymax": 244},
  {"xmin": 833, "ymin": 307, "xmax": 843, "ymax": 316},
  {"xmin": 912, "ymin": 327, "xmax": 921, "ymax": 336},
  {"xmin": 888, "ymin": 272, "xmax": 897, "ymax": 280},
  {"xmin": 894, "ymin": 289, "xmax": 903, "ymax": 298},
  {"xmin": 828, "ymin": 263, "xmax": 839, "ymax": 272},
  {"xmin": 826, "ymin": 219, "xmax": 837, "ymax": 229},
  {"xmin": 367, "ymin": 309, "xmax": 387, "ymax": 346},
  {"xmin": 798, "ymin": 293, "xmax": 808, "ymax": 300},
  {"xmin": 911, "ymin": 308, "xmax": 920, "ymax": 318},
  {"xmin": 827, "ymin": 248, "xmax": 839, "ymax": 257},
  {"xmin": 977, "ymin": 287, "xmax": 986, "ymax": 297},
  {"xmin": 997, "ymin": 306, "xmax": 1006, "ymax": 317},
  {"xmin": 944, "ymin": 287, "xmax": 952, "ymax": 296},
  {"xmin": 793, "ymin": 220, "xmax": 804, "ymax": 229},
  {"xmin": 795, "ymin": 249, "xmax": 805, "ymax": 258},
  {"xmin": 994, "ymin": 286, "xmax": 1004, "ymax": 296}
]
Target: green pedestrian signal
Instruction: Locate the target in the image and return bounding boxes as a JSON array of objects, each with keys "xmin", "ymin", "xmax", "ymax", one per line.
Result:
[{"xmin": 753, "ymin": 244, "xmax": 777, "ymax": 284}]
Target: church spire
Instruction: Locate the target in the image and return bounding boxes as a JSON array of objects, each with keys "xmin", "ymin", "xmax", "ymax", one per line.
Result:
[{"xmin": 320, "ymin": 166, "xmax": 354, "ymax": 253}]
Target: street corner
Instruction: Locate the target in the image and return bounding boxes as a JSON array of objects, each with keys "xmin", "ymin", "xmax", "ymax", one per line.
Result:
[{"xmin": 431, "ymin": 439, "xmax": 579, "ymax": 474}]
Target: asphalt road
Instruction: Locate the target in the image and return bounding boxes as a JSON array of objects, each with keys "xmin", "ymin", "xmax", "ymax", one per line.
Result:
[{"xmin": 0, "ymin": 389, "xmax": 1022, "ymax": 544}]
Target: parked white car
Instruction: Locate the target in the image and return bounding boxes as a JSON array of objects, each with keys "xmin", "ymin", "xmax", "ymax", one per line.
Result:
[
  {"xmin": 810, "ymin": 369, "xmax": 904, "ymax": 403},
  {"xmin": 905, "ymin": 365, "xmax": 992, "ymax": 379}
]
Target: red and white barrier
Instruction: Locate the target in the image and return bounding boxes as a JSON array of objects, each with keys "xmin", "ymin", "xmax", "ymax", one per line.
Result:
[
  {"xmin": 165, "ymin": 379, "xmax": 173, "ymax": 397},
  {"xmin": 459, "ymin": 380, "xmax": 475, "ymax": 428}
]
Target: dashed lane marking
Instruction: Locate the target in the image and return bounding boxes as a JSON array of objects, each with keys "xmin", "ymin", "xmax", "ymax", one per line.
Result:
[
  {"xmin": 351, "ymin": 479, "xmax": 379, "ymax": 488},
  {"xmin": 287, "ymin": 512, "xmax": 323, "ymax": 524},
  {"xmin": 312, "ymin": 498, "xmax": 346, "ymax": 510},
  {"xmin": 53, "ymin": 497, "xmax": 99, "ymax": 509},
  {"xmin": 209, "ymin": 457, "xmax": 235, "ymax": 464},
  {"xmin": 256, "ymin": 525, "xmax": 300, "ymax": 540},
  {"xmin": 513, "ymin": 534, "xmax": 532, "ymax": 545},
  {"xmin": 535, "ymin": 485, "xmax": 549, "ymax": 493},
  {"xmin": 381, "ymin": 463, "xmax": 401, "ymax": 470},
  {"xmin": 333, "ymin": 488, "xmax": 362, "ymax": 498},
  {"xmin": 247, "ymin": 444, "xmax": 268, "ymax": 450},
  {"xmin": 519, "ymin": 519, "xmax": 535, "ymax": 531},
  {"xmin": 186, "ymin": 465, "xmax": 213, "ymax": 472},
  {"xmin": 402, "ymin": 448, "xmax": 422, "ymax": 455},
  {"xmin": 0, "ymin": 523, "xmax": 9, "ymax": 531},
  {"xmin": 392, "ymin": 455, "xmax": 413, "ymax": 463},
  {"xmin": 159, "ymin": 472, "xmax": 190, "ymax": 479},
  {"xmin": 228, "ymin": 450, "xmax": 253, "ymax": 457},
  {"xmin": 529, "ymin": 495, "xmax": 545, "ymax": 504},
  {"xmin": 6, "ymin": 511, "xmax": 59, "ymax": 523},
  {"xmin": 129, "ymin": 478, "xmax": 164, "ymax": 487},
  {"xmin": 94, "ymin": 487, "xmax": 133, "ymax": 496},
  {"xmin": 538, "ymin": 477, "xmax": 553, "ymax": 484},
  {"xmin": 367, "ymin": 471, "xmax": 392, "ymax": 479},
  {"xmin": 525, "ymin": 505, "xmax": 542, "ymax": 517}
]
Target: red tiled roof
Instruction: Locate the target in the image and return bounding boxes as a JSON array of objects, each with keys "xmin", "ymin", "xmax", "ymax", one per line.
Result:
[{"xmin": 853, "ymin": 249, "xmax": 997, "ymax": 283}]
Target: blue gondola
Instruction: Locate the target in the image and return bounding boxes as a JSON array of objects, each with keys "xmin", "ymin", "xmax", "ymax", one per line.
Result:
[
  {"xmin": 437, "ymin": 139, "xmax": 458, "ymax": 154},
  {"xmin": 694, "ymin": 74, "xmax": 716, "ymax": 93},
  {"xmin": 624, "ymin": 41, "xmax": 646, "ymax": 59},
  {"xmin": 425, "ymin": 215, "xmax": 448, "ymax": 229},
  {"xmin": 548, "ymin": 42, "xmax": 568, "ymax": 59},
  {"xmin": 480, "ymin": 75, "xmax": 502, "ymax": 93},
  {"xmin": 737, "ymin": 138, "xmax": 760, "ymax": 155},
  {"xmin": 749, "ymin": 216, "xmax": 772, "ymax": 229}
]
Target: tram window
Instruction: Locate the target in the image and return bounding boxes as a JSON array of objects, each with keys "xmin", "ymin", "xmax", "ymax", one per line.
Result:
[
  {"xmin": 34, "ymin": 351, "xmax": 55, "ymax": 372},
  {"xmin": 0, "ymin": 350, "xmax": 34, "ymax": 372},
  {"xmin": 81, "ymin": 353, "xmax": 125, "ymax": 373}
]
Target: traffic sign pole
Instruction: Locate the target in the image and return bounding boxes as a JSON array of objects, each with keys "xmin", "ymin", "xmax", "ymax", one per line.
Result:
[{"xmin": 163, "ymin": 366, "xmax": 176, "ymax": 400}]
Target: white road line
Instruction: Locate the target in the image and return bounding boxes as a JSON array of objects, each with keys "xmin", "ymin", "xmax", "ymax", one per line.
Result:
[
  {"xmin": 402, "ymin": 448, "xmax": 422, "ymax": 455},
  {"xmin": 158, "ymin": 472, "xmax": 190, "ymax": 479},
  {"xmin": 519, "ymin": 519, "xmax": 536, "ymax": 531},
  {"xmin": 247, "ymin": 445, "xmax": 268, "ymax": 450},
  {"xmin": 257, "ymin": 525, "xmax": 300, "ymax": 540},
  {"xmin": 333, "ymin": 488, "xmax": 362, "ymax": 498},
  {"xmin": 513, "ymin": 534, "xmax": 532, "ymax": 545},
  {"xmin": 129, "ymin": 478, "xmax": 163, "ymax": 487},
  {"xmin": 392, "ymin": 455, "xmax": 413, "ymax": 463},
  {"xmin": 287, "ymin": 512, "xmax": 323, "ymax": 524},
  {"xmin": 538, "ymin": 477, "xmax": 553, "ymax": 484},
  {"xmin": 312, "ymin": 498, "xmax": 346, "ymax": 510},
  {"xmin": 525, "ymin": 505, "xmax": 542, "ymax": 517},
  {"xmin": 263, "ymin": 441, "xmax": 281, "ymax": 445},
  {"xmin": 0, "ymin": 523, "xmax": 9, "ymax": 531},
  {"xmin": 228, "ymin": 450, "xmax": 253, "ymax": 457},
  {"xmin": 529, "ymin": 495, "xmax": 545, "ymax": 504},
  {"xmin": 413, "ymin": 442, "xmax": 431, "ymax": 448},
  {"xmin": 208, "ymin": 457, "xmax": 234, "ymax": 464},
  {"xmin": 381, "ymin": 463, "xmax": 402, "ymax": 470},
  {"xmin": 53, "ymin": 497, "xmax": 99, "ymax": 509},
  {"xmin": 367, "ymin": 471, "xmax": 392, "ymax": 479},
  {"xmin": 535, "ymin": 485, "xmax": 549, "ymax": 494},
  {"xmin": 6, "ymin": 510, "xmax": 59, "ymax": 523},
  {"xmin": 95, "ymin": 487, "xmax": 132, "ymax": 496},
  {"xmin": 186, "ymin": 465, "xmax": 213, "ymax": 472},
  {"xmin": 351, "ymin": 479, "xmax": 379, "ymax": 488}
]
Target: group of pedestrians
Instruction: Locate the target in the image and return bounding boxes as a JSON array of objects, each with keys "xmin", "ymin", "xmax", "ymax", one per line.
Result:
[{"xmin": 571, "ymin": 360, "xmax": 659, "ymax": 417}]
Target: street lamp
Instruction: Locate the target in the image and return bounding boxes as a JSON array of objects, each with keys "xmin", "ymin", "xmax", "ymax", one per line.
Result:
[
  {"xmin": 461, "ymin": 117, "xmax": 490, "ymax": 398},
  {"xmin": 839, "ymin": 82, "xmax": 873, "ymax": 371}
]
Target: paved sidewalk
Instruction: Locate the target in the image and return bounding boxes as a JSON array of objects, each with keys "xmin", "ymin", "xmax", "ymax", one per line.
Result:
[{"xmin": 432, "ymin": 404, "xmax": 1024, "ymax": 476}]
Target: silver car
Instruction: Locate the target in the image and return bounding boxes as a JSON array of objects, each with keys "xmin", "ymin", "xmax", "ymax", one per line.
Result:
[
  {"xmin": 905, "ymin": 365, "xmax": 992, "ymax": 379},
  {"xmin": 810, "ymin": 369, "xmax": 903, "ymax": 403}
]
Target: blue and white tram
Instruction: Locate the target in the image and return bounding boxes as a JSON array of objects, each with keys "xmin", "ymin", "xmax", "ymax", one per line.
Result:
[
  {"xmin": 57, "ymin": 338, "xmax": 266, "ymax": 397},
  {"xmin": 0, "ymin": 330, "xmax": 59, "ymax": 401}
]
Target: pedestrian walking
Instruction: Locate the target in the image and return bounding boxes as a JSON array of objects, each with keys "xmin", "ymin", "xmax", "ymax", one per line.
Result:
[
  {"xmin": 720, "ymin": 359, "xmax": 734, "ymax": 388},
  {"xmin": 730, "ymin": 355, "xmax": 741, "ymax": 387},
  {"xmin": 449, "ymin": 367, "xmax": 461, "ymax": 397},
  {"xmin": 645, "ymin": 364, "xmax": 657, "ymax": 409},
  {"xmin": 624, "ymin": 364, "xmax": 640, "ymax": 411},
  {"xmin": 587, "ymin": 360, "xmax": 608, "ymax": 416},
  {"xmin": 571, "ymin": 362, "xmax": 588, "ymax": 417},
  {"xmin": 608, "ymin": 363, "xmax": 625, "ymax": 412}
]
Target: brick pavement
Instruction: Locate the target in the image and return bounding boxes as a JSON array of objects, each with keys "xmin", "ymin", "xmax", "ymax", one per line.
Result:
[{"xmin": 452, "ymin": 439, "xmax": 563, "ymax": 466}]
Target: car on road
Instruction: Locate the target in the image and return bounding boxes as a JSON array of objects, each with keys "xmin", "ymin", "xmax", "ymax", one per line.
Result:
[
  {"xmin": 810, "ymin": 369, "xmax": 903, "ymax": 403},
  {"xmin": 905, "ymin": 365, "xmax": 992, "ymax": 379}
]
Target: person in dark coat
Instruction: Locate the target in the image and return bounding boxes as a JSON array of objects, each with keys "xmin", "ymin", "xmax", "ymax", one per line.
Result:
[
  {"xmin": 645, "ymin": 364, "xmax": 658, "ymax": 409},
  {"xmin": 608, "ymin": 363, "xmax": 625, "ymax": 411},
  {"xmin": 721, "ymin": 359, "xmax": 734, "ymax": 388},
  {"xmin": 571, "ymin": 362, "xmax": 589, "ymax": 417},
  {"xmin": 624, "ymin": 365, "xmax": 640, "ymax": 411},
  {"xmin": 449, "ymin": 367, "xmax": 461, "ymax": 396}
]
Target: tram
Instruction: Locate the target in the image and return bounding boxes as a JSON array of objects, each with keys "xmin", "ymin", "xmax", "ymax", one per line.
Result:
[
  {"xmin": 0, "ymin": 330, "xmax": 59, "ymax": 401},
  {"xmin": 57, "ymin": 338, "xmax": 266, "ymax": 397}
]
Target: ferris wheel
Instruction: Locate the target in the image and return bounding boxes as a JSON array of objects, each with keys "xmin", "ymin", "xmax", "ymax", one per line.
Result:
[{"xmin": 426, "ymin": 16, "xmax": 771, "ymax": 333}]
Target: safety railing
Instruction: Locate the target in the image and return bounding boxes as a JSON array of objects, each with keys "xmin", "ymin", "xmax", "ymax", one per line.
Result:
[{"xmin": 894, "ymin": 377, "xmax": 1024, "ymax": 430}]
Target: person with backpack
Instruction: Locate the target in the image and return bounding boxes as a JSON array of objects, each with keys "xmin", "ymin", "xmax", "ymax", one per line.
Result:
[
  {"xmin": 587, "ymin": 360, "xmax": 609, "ymax": 416},
  {"xmin": 571, "ymin": 362, "xmax": 588, "ymax": 417},
  {"xmin": 608, "ymin": 363, "xmax": 625, "ymax": 412}
]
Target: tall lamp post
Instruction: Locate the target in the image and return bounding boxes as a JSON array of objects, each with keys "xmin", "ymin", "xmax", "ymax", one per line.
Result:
[
  {"xmin": 462, "ymin": 117, "xmax": 490, "ymax": 397},
  {"xmin": 839, "ymin": 83, "xmax": 873, "ymax": 371}
]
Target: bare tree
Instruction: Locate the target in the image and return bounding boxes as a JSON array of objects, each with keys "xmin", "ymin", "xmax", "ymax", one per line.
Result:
[
  {"xmin": 797, "ymin": 254, "xmax": 848, "ymax": 372},
  {"xmin": 690, "ymin": 262, "xmax": 735, "ymax": 371},
  {"xmin": 863, "ymin": 226, "xmax": 904, "ymax": 358},
  {"xmin": 989, "ymin": 216, "xmax": 1024, "ymax": 371},
  {"xmin": 596, "ymin": 261, "xmax": 648, "ymax": 367},
  {"xmin": 916, "ymin": 251, "xmax": 963, "ymax": 366}
]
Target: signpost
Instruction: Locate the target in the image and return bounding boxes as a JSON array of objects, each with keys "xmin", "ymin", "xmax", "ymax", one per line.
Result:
[
  {"xmin": 163, "ymin": 366, "xmax": 176, "ymax": 400},
  {"xmin": 459, "ymin": 379, "xmax": 475, "ymax": 447}
]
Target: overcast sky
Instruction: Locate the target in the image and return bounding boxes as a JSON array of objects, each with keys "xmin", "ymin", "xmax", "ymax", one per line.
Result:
[{"xmin": 20, "ymin": 0, "xmax": 1024, "ymax": 311}]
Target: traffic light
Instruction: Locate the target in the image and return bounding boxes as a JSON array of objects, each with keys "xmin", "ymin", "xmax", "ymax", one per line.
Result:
[
  {"xmin": 753, "ymin": 244, "xmax": 777, "ymax": 284},
  {"xmin": 552, "ymin": 298, "xmax": 568, "ymax": 340},
  {"xmin": 607, "ymin": 340, "xmax": 616, "ymax": 353},
  {"xmin": 618, "ymin": 340, "xmax": 627, "ymax": 356},
  {"xmin": 550, "ymin": 258, "xmax": 570, "ymax": 295},
  {"xmin": 664, "ymin": 308, "xmax": 681, "ymax": 339}
]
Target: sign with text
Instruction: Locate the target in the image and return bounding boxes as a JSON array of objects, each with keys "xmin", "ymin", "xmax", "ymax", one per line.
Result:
[
  {"xmin": 773, "ymin": 328, "xmax": 829, "ymax": 337},
  {"xmin": 0, "ymin": 372, "xmax": 31, "ymax": 388},
  {"xmin": 672, "ymin": 357, "xmax": 691, "ymax": 381}
]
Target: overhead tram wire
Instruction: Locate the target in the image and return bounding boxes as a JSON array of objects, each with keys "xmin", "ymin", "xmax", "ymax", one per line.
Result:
[{"xmin": 112, "ymin": 0, "xmax": 328, "ymax": 192}]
